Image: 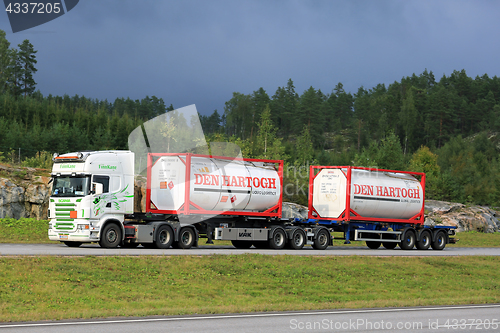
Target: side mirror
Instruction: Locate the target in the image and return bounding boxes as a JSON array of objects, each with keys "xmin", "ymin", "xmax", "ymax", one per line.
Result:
[{"xmin": 92, "ymin": 183, "xmax": 104, "ymax": 195}]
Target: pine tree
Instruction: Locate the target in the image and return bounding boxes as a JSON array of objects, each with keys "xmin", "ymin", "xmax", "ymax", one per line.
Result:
[
  {"xmin": 16, "ymin": 39, "xmax": 38, "ymax": 98},
  {"xmin": 0, "ymin": 30, "xmax": 14, "ymax": 94},
  {"xmin": 255, "ymin": 105, "xmax": 286, "ymax": 160}
]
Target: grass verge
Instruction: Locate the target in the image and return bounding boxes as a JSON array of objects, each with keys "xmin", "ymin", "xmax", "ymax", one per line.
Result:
[
  {"xmin": 446, "ymin": 231, "xmax": 500, "ymax": 247},
  {"xmin": 0, "ymin": 255, "xmax": 499, "ymax": 322},
  {"xmin": 0, "ymin": 218, "xmax": 51, "ymax": 243}
]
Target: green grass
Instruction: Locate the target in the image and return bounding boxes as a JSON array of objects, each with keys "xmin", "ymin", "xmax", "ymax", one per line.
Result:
[
  {"xmin": 447, "ymin": 231, "xmax": 500, "ymax": 247},
  {"xmin": 0, "ymin": 255, "xmax": 499, "ymax": 322},
  {"xmin": 0, "ymin": 218, "xmax": 51, "ymax": 243}
]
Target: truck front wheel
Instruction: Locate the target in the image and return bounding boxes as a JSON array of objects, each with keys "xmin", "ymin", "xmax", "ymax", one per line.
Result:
[{"xmin": 99, "ymin": 223, "xmax": 122, "ymax": 248}]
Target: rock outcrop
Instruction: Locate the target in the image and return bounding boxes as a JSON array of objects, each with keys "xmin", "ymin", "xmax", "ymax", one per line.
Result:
[
  {"xmin": 0, "ymin": 164, "xmax": 51, "ymax": 219},
  {"xmin": 282, "ymin": 202, "xmax": 309, "ymax": 220},
  {"xmin": 424, "ymin": 200, "xmax": 500, "ymax": 233}
]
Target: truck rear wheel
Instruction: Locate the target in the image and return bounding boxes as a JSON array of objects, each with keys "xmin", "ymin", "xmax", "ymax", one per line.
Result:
[
  {"xmin": 400, "ymin": 229, "xmax": 416, "ymax": 250},
  {"xmin": 312, "ymin": 229, "xmax": 330, "ymax": 250},
  {"xmin": 178, "ymin": 227, "xmax": 195, "ymax": 249},
  {"xmin": 288, "ymin": 229, "xmax": 306, "ymax": 250},
  {"xmin": 99, "ymin": 223, "xmax": 122, "ymax": 248},
  {"xmin": 416, "ymin": 230, "xmax": 432, "ymax": 250},
  {"xmin": 231, "ymin": 240, "xmax": 253, "ymax": 249},
  {"xmin": 382, "ymin": 242, "xmax": 397, "ymax": 249},
  {"xmin": 253, "ymin": 241, "xmax": 269, "ymax": 249},
  {"xmin": 366, "ymin": 241, "xmax": 381, "ymax": 249},
  {"xmin": 431, "ymin": 231, "xmax": 447, "ymax": 250},
  {"xmin": 155, "ymin": 225, "xmax": 174, "ymax": 249},
  {"xmin": 268, "ymin": 228, "xmax": 286, "ymax": 249}
]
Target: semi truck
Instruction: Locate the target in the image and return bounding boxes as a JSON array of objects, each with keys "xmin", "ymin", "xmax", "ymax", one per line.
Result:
[{"xmin": 48, "ymin": 150, "xmax": 457, "ymax": 250}]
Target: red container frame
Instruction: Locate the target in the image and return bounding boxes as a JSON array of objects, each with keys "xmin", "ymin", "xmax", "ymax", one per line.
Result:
[
  {"xmin": 146, "ymin": 153, "xmax": 283, "ymax": 218},
  {"xmin": 308, "ymin": 166, "xmax": 426, "ymax": 225}
]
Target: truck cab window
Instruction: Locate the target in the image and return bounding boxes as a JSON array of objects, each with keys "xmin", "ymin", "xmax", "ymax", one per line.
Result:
[
  {"xmin": 93, "ymin": 175, "xmax": 110, "ymax": 193},
  {"xmin": 51, "ymin": 176, "xmax": 90, "ymax": 197}
]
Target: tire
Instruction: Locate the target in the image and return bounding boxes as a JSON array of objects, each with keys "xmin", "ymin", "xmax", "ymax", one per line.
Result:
[
  {"xmin": 312, "ymin": 228, "xmax": 330, "ymax": 250},
  {"xmin": 253, "ymin": 241, "xmax": 269, "ymax": 249},
  {"xmin": 268, "ymin": 228, "xmax": 286, "ymax": 249},
  {"xmin": 366, "ymin": 241, "xmax": 381, "ymax": 249},
  {"xmin": 64, "ymin": 241, "xmax": 82, "ymax": 247},
  {"xmin": 231, "ymin": 240, "xmax": 253, "ymax": 249},
  {"xmin": 178, "ymin": 227, "xmax": 195, "ymax": 249},
  {"xmin": 99, "ymin": 223, "xmax": 122, "ymax": 248},
  {"xmin": 288, "ymin": 229, "xmax": 306, "ymax": 250},
  {"xmin": 382, "ymin": 242, "xmax": 397, "ymax": 249},
  {"xmin": 400, "ymin": 229, "xmax": 416, "ymax": 250},
  {"xmin": 155, "ymin": 225, "xmax": 174, "ymax": 249},
  {"xmin": 416, "ymin": 230, "xmax": 432, "ymax": 250},
  {"xmin": 431, "ymin": 231, "xmax": 447, "ymax": 250}
]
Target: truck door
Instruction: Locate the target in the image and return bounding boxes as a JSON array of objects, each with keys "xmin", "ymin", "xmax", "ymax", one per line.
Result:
[{"xmin": 91, "ymin": 175, "xmax": 111, "ymax": 218}]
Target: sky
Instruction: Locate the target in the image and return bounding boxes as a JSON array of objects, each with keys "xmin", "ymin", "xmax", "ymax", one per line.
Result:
[{"xmin": 1, "ymin": 0, "xmax": 500, "ymax": 116}]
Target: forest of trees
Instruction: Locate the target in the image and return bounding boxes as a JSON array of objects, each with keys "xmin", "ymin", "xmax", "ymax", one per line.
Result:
[
  {"xmin": 1, "ymin": 30, "xmax": 499, "ymax": 207},
  {"xmin": 202, "ymin": 72, "xmax": 500, "ymax": 207}
]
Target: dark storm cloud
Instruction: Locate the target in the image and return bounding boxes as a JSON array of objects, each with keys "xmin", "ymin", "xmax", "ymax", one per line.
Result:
[{"xmin": 1, "ymin": 0, "xmax": 499, "ymax": 115}]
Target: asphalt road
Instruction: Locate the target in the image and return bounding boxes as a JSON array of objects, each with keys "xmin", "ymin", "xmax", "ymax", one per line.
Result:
[
  {"xmin": 0, "ymin": 243, "xmax": 499, "ymax": 256},
  {"xmin": 1, "ymin": 304, "xmax": 499, "ymax": 332}
]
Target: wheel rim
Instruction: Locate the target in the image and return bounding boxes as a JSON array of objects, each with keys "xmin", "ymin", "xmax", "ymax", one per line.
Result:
[
  {"xmin": 159, "ymin": 229, "xmax": 170, "ymax": 244},
  {"xmin": 107, "ymin": 229, "xmax": 117, "ymax": 243},
  {"xmin": 293, "ymin": 232, "xmax": 303, "ymax": 246},
  {"xmin": 422, "ymin": 234, "xmax": 430, "ymax": 246},
  {"xmin": 274, "ymin": 231, "xmax": 284, "ymax": 247},
  {"xmin": 318, "ymin": 232, "xmax": 328, "ymax": 246},
  {"xmin": 181, "ymin": 231, "xmax": 192, "ymax": 245},
  {"xmin": 405, "ymin": 232, "xmax": 415, "ymax": 247}
]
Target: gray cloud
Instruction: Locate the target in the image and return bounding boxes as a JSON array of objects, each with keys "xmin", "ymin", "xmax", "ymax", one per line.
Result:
[{"xmin": 1, "ymin": 0, "xmax": 499, "ymax": 115}]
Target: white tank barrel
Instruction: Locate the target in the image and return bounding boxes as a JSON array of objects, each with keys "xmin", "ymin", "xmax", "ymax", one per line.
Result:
[
  {"xmin": 150, "ymin": 155, "xmax": 281, "ymax": 215},
  {"xmin": 310, "ymin": 167, "xmax": 424, "ymax": 221}
]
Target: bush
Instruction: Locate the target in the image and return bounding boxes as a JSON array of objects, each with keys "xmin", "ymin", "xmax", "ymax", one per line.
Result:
[{"xmin": 21, "ymin": 151, "xmax": 53, "ymax": 169}]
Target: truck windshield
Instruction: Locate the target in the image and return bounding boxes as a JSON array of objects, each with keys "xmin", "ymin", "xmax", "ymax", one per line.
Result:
[{"xmin": 51, "ymin": 176, "xmax": 91, "ymax": 197}]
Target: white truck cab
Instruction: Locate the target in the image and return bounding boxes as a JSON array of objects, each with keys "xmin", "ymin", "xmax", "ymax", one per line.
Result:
[{"xmin": 48, "ymin": 151, "xmax": 134, "ymax": 247}]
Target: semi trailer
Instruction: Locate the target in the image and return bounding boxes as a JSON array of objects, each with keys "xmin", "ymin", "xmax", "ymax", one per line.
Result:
[
  {"xmin": 48, "ymin": 151, "xmax": 457, "ymax": 250},
  {"xmin": 308, "ymin": 166, "xmax": 457, "ymax": 250}
]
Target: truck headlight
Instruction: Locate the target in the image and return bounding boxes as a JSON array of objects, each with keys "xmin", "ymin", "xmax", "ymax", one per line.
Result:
[{"xmin": 77, "ymin": 224, "xmax": 90, "ymax": 230}]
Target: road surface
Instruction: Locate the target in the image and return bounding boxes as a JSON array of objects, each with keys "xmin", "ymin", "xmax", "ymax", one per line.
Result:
[
  {"xmin": 1, "ymin": 304, "xmax": 499, "ymax": 332},
  {"xmin": 0, "ymin": 243, "xmax": 499, "ymax": 256}
]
